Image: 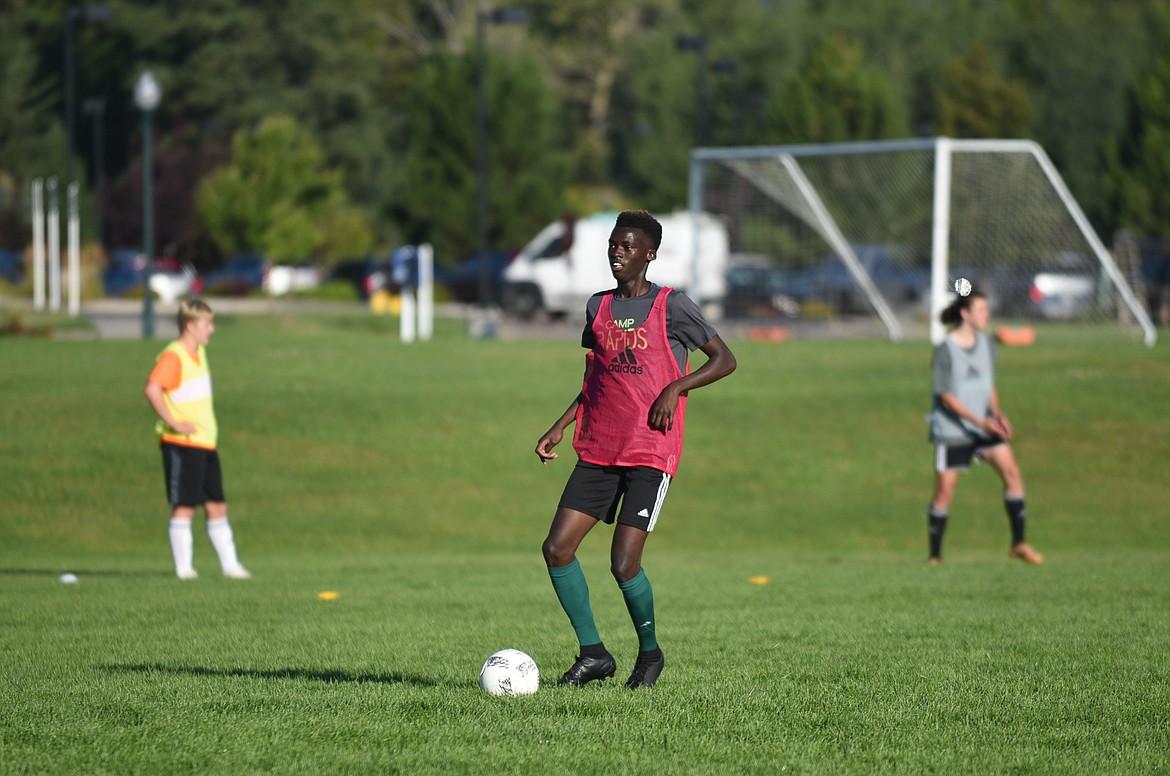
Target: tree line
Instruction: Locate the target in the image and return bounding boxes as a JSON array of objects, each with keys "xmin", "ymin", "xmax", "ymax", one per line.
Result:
[{"xmin": 2, "ymin": 0, "xmax": 1169, "ymax": 274}]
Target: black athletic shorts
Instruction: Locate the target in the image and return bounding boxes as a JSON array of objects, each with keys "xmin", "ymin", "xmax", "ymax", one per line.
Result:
[
  {"xmin": 933, "ymin": 438, "xmax": 1005, "ymax": 472},
  {"xmin": 558, "ymin": 460, "xmax": 672, "ymax": 532},
  {"xmin": 161, "ymin": 443, "xmax": 226, "ymax": 506}
]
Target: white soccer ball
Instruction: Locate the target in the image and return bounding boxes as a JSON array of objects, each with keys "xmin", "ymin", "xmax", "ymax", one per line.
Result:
[{"xmin": 478, "ymin": 649, "xmax": 540, "ymax": 696}]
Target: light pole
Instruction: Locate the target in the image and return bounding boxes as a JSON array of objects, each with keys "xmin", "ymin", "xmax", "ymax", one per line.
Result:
[
  {"xmin": 64, "ymin": 5, "xmax": 110, "ymax": 193},
  {"xmin": 135, "ymin": 70, "xmax": 161, "ymax": 338},
  {"xmin": 475, "ymin": 6, "xmax": 528, "ymax": 337}
]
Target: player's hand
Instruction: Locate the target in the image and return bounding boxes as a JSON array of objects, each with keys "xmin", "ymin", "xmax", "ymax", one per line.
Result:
[
  {"xmin": 173, "ymin": 421, "xmax": 198, "ymax": 435},
  {"xmin": 648, "ymin": 387, "xmax": 680, "ymax": 432},
  {"xmin": 985, "ymin": 413, "xmax": 1013, "ymax": 441},
  {"xmin": 535, "ymin": 428, "xmax": 563, "ymax": 465}
]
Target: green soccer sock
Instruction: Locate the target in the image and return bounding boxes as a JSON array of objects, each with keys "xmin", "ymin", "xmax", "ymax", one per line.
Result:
[
  {"xmin": 618, "ymin": 568, "xmax": 659, "ymax": 652},
  {"xmin": 548, "ymin": 559, "xmax": 602, "ymax": 649}
]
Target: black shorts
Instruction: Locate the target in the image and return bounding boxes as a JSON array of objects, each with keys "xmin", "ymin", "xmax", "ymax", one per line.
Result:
[
  {"xmin": 558, "ymin": 461, "xmax": 672, "ymax": 532},
  {"xmin": 161, "ymin": 443, "xmax": 226, "ymax": 506},
  {"xmin": 934, "ymin": 439, "xmax": 1005, "ymax": 472}
]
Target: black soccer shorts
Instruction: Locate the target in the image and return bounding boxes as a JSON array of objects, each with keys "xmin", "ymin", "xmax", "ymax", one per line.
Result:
[
  {"xmin": 558, "ymin": 461, "xmax": 672, "ymax": 532},
  {"xmin": 933, "ymin": 438, "xmax": 1006, "ymax": 472},
  {"xmin": 161, "ymin": 443, "xmax": 226, "ymax": 506}
]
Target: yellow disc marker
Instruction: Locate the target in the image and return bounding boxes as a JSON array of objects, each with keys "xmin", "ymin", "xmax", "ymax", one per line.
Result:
[
  {"xmin": 747, "ymin": 576, "xmax": 769, "ymax": 586},
  {"xmin": 318, "ymin": 591, "xmax": 340, "ymax": 601}
]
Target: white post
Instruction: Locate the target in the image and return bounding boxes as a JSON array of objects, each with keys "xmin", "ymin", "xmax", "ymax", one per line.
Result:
[
  {"xmin": 67, "ymin": 182, "xmax": 81, "ymax": 317},
  {"xmin": 48, "ymin": 179, "xmax": 61, "ymax": 312},
  {"xmin": 418, "ymin": 243, "xmax": 434, "ymax": 341},
  {"xmin": 400, "ymin": 285, "xmax": 417, "ymax": 343},
  {"xmin": 32, "ymin": 179, "xmax": 45, "ymax": 310},
  {"xmin": 929, "ymin": 137, "xmax": 953, "ymax": 345}
]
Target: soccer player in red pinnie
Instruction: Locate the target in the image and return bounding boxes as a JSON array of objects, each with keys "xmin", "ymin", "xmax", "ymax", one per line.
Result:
[{"xmin": 535, "ymin": 210, "xmax": 736, "ymax": 690}]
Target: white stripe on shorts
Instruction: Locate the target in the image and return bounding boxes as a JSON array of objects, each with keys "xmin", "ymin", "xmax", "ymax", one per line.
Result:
[
  {"xmin": 934, "ymin": 444, "xmax": 948, "ymax": 474},
  {"xmin": 646, "ymin": 471, "xmax": 672, "ymax": 532}
]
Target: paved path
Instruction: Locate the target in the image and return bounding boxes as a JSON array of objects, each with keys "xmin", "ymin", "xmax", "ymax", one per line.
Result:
[
  {"xmin": 75, "ymin": 298, "xmax": 581, "ymax": 341},
  {"xmin": 80, "ymin": 298, "xmax": 287, "ymax": 340}
]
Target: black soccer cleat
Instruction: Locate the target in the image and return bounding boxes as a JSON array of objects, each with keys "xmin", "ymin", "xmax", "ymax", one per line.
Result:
[
  {"xmin": 557, "ymin": 652, "xmax": 617, "ymax": 687},
  {"xmin": 625, "ymin": 648, "xmax": 665, "ymax": 690}
]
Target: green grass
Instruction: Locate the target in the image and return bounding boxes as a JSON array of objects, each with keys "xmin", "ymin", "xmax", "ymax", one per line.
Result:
[{"xmin": 2, "ymin": 311, "xmax": 1168, "ymax": 774}]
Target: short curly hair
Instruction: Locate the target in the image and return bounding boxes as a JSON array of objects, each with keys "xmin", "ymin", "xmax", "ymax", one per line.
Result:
[{"xmin": 615, "ymin": 210, "xmax": 663, "ymax": 250}]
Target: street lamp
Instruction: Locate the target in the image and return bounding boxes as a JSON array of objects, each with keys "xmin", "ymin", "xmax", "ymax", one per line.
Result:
[
  {"xmin": 475, "ymin": 6, "xmax": 528, "ymax": 338},
  {"xmin": 135, "ymin": 70, "xmax": 161, "ymax": 338},
  {"xmin": 64, "ymin": 5, "xmax": 110, "ymax": 192}
]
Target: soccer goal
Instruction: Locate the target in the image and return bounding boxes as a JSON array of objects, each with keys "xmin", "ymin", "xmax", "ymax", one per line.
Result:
[{"xmin": 688, "ymin": 138, "xmax": 1156, "ymax": 346}]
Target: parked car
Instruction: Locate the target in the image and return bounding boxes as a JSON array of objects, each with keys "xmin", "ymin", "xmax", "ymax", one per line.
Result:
[
  {"xmin": 939, "ymin": 255, "xmax": 1096, "ymax": 320},
  {"xmin": 991, "ymin": 255, "xmax": 1096, "ymax": 320},
  {"xmin": 103, "ymin": 248, "xmax": 148, "ymax": 297},
  {"xmin": 799, "ymin": 244, "xmax": 930, "ymax": 314},
  {"xmin": 149, "ymin": 258, "xmax": 198, "ymax": 303},
  {"xmin": 0, "ymin": 249, "xmax": 24, "ymax": 285},
  {"xmin": 724, "ymin": 256, "xmax": 802, "ymax": 319},
  {"xmin": 198, "ymin": 254, "xmax": 267, "ymax": 296},
  {"xmin": 103, "ymin": 249, "xmax": 196, "ymax": 302},
  {"xmin": 436, "ymin": 251, "xmax": 513, "ymax": 305},
  {"xmin": 263, "ymin": 260, "xmax": 321, "ymax": 296}
]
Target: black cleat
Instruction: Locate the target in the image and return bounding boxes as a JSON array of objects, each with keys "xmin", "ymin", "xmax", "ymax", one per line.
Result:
[
  {"xmin": 557, "ymin": 652, "xmax": 617, "ymax": 687},
  {"xmin": 625, "ymin": 649, "xmax": 664, "ymax": 689}
]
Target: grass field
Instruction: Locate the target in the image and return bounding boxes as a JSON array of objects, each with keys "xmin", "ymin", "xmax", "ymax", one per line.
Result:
[{"xmin": 1, "ymin": 309, "xmax": 1168, "ymax": 774}]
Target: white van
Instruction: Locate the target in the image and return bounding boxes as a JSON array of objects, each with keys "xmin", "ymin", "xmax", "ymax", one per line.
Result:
[{"xmin": 501, "ymin": 211, "xmax": 729, "ymax": 319}]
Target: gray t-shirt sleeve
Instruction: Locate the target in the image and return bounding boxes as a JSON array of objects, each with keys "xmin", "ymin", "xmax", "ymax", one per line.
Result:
[
  {"xmin": 581, "ymin": 292, "xmax": 604, "ymax": 349},
  {"xmin": 665, "ymin": 289, "xmax": 718, "ymax": 352}
]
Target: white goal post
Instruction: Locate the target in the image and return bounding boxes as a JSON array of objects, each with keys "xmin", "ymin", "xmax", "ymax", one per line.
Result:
[{"xmin": 688, "ymin": 138, "xmax": 1156, "ymax": 346}]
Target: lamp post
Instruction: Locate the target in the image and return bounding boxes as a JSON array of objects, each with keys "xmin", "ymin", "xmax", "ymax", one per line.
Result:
[
  {"xmin": 474, "ymin": 6, "xmax": 528, "ymax": 338},
  {"xmin": 135, "ymin": 70, "xmax": 161, "ymax": 338},
  {"xmin": 63, "ymin": 5, "xmax": 110, "ymax": 193}
]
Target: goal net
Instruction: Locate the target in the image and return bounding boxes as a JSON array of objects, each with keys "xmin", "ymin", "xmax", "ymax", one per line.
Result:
[{"xmin": 689, "ymin": 138, "xmax": 1155, "ymax": 345}]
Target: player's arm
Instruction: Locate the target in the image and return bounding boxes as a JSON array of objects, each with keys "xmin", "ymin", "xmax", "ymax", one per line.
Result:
[
  {"xmin": 535, "ymin": 393, "xmax": 583, "ymax": 464},
  {"xmin": 985, "ymin": 387, "xmax": 1013, "ymax": 439},
  {"xmin": 938, "ymin": 391, "xmax": 1012, "ymax": 440},
  {"xmin": 144, "ymin": 379, "xmax": 197, "ymax": 436},
  {"xmin": 648, "ymin": 335, "xmax": 737, "ymax": 432}
]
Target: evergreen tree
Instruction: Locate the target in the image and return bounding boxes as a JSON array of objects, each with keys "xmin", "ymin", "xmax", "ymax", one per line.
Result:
[
  {"xmin": 196, "ymin": 115, "xmax": 372, "ymax": 265},
  {"xmin": 935, "ymin": 43, "xmax": 1032, "ymax": 139},
  {"xmin": 769, "ymin": 34, "xmax": 909, "ymax": 144},
  {"xmin": 1106, "ymin": 54, "xmax": 1170, "ymax": 237},
  {"xmin": 394, "ymin": 47, "xmax": 567, "ymax": 266}
]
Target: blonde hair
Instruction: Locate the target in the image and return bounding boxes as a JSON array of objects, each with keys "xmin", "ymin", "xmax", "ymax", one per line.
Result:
[{"xmin": 178, "ymin": 299, "xmax": 213, "ymax": 331}]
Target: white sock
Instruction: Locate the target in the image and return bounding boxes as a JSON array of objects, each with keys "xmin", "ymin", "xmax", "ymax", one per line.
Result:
[
  {"xmin": 207, "ymin": 518, "xmax": 242, "ymax": 571},
  {"xmin": 169, "ymin": 518, "xmax": 194, "ymax": 576}
]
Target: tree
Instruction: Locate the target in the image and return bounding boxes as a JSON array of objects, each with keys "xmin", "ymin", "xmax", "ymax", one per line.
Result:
[
  {"xmin": 935, "ymin": 43, "xmax": 1032, "ymax": 139},
  {"xmin": 196, "ymin": 115, "xmax": 372, "ymax": 265},
  {"xmin": 0, "ymin": 7, "xmax": 67, "ymax": 247},
  {"xmin": 618, "ymin": 33, "xmax": 697, "ymax": 212},
  {"xmin": 768, "ymin": 34, "xmax": 909, "ymax": 145},
  {"xmin": 394, "ymin": 47, "xmax": 568, "ymax": 266},
  {"xmin": 1106, "ymin": 54, "xmax": 1170, "ymax": 237}
]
